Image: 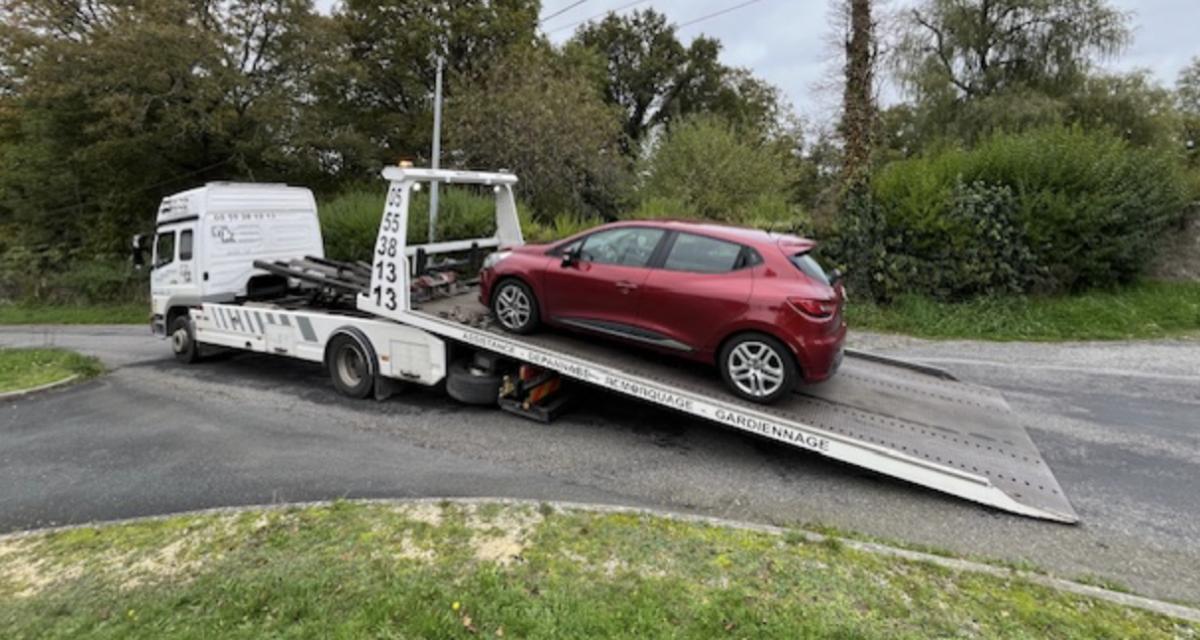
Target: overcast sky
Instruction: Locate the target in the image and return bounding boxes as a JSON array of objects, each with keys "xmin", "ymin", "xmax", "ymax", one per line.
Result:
[{"xmin": 318, "ymin": 0, "xmax": 1198, "ymax": 125}]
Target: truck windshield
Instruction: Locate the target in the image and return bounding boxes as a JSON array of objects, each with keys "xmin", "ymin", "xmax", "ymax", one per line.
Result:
[{"xmin": 789, "ymin": 252, "xmax": 830, "ymax": 286}]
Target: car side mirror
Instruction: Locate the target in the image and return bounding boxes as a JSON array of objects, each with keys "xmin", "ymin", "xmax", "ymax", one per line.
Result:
[
  {"xmin": 828, "ymin": 268, "xmax": 844, "ymax": 287},
  {"xmin": 561, "ymin": 248, "xmax": 580, "ymax": 268},
  {"xmin": 131, "ymin": 233, "xmax": 148, "ymax": 270}
]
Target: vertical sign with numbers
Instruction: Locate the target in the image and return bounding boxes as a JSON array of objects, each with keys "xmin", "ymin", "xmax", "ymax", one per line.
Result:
[{"xmin": 358, "ymin": 181, "xmax": 411, "ymax": 319}]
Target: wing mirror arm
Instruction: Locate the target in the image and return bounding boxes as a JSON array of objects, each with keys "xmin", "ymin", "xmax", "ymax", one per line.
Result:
[{"xmin": 131, "ymin": 233, "xmax": 148, "ymax": 270}]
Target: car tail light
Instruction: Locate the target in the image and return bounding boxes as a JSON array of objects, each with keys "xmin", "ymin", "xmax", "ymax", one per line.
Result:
[{"xmin": 788, "ymin": 297, "xmax": 837, "ymax": 319}]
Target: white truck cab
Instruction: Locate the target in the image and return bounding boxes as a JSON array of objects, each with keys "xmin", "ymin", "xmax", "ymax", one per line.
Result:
[{"xmin": 148, "ymin": 182, "xmax": 323, "ymax": 336}]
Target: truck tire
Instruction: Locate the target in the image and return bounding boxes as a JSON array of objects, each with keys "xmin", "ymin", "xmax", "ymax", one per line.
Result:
[
  {"xmin": 446, "ymin": 359, "xmax": 502, "ymax": 406},
  {"xmin": 490, "ymin": 279, "xmax": 540, "ymax": 334},
  {"xmin": 327, "ymin": 334, "xmax": 374, "ymax": 399},
  {"xmin": 171, "ymin": 315, "xmax": 201, "ymax": 364},
  {"xmin": 718, "ymin": 333, "xmax": 798, "ymax": 404}
]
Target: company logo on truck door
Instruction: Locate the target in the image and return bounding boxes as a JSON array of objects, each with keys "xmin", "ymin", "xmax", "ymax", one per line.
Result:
[{"xmin": 714, "ymin": 409, "xmax": 831, "ymax": 453}]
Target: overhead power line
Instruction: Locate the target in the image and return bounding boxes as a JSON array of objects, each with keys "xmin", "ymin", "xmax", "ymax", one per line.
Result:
[
  {"xmin": 678, "ymin": 0, "xmax": 764, "ymax": 29},
  {"xmin": 545, "ymin": 0, "xmax": 651, "ymax": 34},
  {"xmin": 539, "ymin": 0, "xmax": 590, "ymax": 24}
]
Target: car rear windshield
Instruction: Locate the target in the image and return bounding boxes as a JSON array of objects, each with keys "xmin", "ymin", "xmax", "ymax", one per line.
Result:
[{"xmin": 790, "ymin": 252, "xmax": 830, "ymax": 286}]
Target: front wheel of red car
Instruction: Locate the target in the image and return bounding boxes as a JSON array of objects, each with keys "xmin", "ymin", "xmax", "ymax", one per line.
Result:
[
  {"xmin": 491, "ymin": 279, "xmax": 540, "ymax": 334},
  {"xmin": 718, "ymin": 333, "xmax": 799, "ymax": 404}
]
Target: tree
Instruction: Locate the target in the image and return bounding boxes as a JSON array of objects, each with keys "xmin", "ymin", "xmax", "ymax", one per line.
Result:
[
  {"xmin": 311, "ymin": 0, "xmax": 540, "ymax": 177},
  {"xmin": 1178, "ymin": 57, "xmax": 1200, "ymax": 165},
  {"xmin": 571, "ymin": 9, "xmax": 781, "ymax": 155},
  {"xmin": 639, "ymin": 115, "xmax": 796, "ymax": 225},
  {"xmin": 0, "ymin": 0, "xmax": 322, "ymax": 255},
  {"xmin": 840, "ymin": 0, "xmax": 877, "ymax": 183},
  {"xmin": 1066, "ymin": 72, "xmax": 1177, "ymax": 148},
  {"xmin": 446, "ymin": 46, "xmax": 629, "ymax": 219},
  {"xmin": 897, "ymin": 0, "xmax": 1129, "ymax": 101}
]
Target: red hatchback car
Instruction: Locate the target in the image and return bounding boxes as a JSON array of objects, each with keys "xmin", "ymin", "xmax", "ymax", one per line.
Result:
[{"xmin": 479, "ymin": 220, "xmax": 846, "ymax": 403}]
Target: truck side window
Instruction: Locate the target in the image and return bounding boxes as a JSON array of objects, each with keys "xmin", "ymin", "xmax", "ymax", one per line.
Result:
[
  {"xmin": 154, "ymin": 231, "xmax": 176, "ymax": 269},
  {"xmin": 179, "ymin": 230, "xmax": 193, "ymax": 261}
]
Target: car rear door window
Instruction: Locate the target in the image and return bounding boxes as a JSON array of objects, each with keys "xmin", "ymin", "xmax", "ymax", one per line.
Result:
[
  {"xmin": 790, "ymin": 253, "xmax": 830, "ymax": 285},
  {"xmin": 663, "ymin": 233, "xmax": 744, "ymax": 273},
  {"xmin": 580, "ymin": 227, "xmax": 665, "ymax": 267}
]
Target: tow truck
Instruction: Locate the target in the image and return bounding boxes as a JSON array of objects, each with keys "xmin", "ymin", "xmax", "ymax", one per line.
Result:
[{"xmin": 142, "ymin": 166, "xmax": 1078, "ymax": 523}]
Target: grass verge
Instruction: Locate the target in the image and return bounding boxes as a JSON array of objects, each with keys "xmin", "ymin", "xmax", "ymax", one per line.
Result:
[
  {"xmin": 0, "ymin": 304, "xmax": 146, "ymax": 325},
  {"xmin": 0, "ymin": 348, "xmax": 103, "ymax": 393},
  {"xmin": 848, "ymin": 281, "xmax": 1200, "ymax": 341},
  {"xmin": 0, "ymin": 502, "xmax": 1192, "ymax": 638}
]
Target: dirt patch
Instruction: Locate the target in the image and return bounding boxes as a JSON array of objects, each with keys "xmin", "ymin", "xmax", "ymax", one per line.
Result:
[
  {"xmin": 0, "ymin": 518, "xmax": 233, "ymax": 598},
  {"xmin": 0, "ymin": 538, "xmax": 56, "ymax": 598},
  {"xmin": 398, "ymin": 503, "xmax": 444, "ymax": 528},
  {"xmin": 467, "ymin": 505, "xmax": 543, "ymax": 566}
]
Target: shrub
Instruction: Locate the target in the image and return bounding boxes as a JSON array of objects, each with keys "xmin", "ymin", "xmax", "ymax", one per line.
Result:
[
  {"xmin": 639, "ymin": 115, "xmax": 802, "ymax": 227},
  {"xmin": 318, "ymin": 185, "xmax": 591, "ymax": 261},
  {"xmin": 821, "ymin": 185, "xmax": 922, "ymax": 303},
  {"xmin": 0, "ymin": 247, "xmax": 145, "ymax": 306},
  {"xmin": 319, "ymin": 186, "xmax": 506, "ymax": 262},
  {"xmin": 870, "ymin": 126, "xmax": 1190, "ymax": 294}
]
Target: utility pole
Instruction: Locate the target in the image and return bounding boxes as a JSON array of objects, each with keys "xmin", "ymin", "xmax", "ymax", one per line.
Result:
[{"xmin": 429, "ymin": 56, "xmax": 445, "ymax": 244}]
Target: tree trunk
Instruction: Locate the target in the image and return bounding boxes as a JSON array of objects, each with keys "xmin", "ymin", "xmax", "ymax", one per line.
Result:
[{"xmin": 840, "ymin": 0, "xmax": 875, "ymax": 186}]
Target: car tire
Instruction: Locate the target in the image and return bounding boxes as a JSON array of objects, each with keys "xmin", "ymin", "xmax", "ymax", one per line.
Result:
[
  {"xmin": 718, "ymin": 333, "xmax": 799, "ymax": 404},
  {"xmin": 170, "ymin": 315, "xmax": 201, "ymax": 364},
  {"xmin": 327, "ymin": 334, "xmax": 374, "ymax": 399},
  {"xmin": 490, "ymin": 279, "xmax": 540, "ymax": 335},
  {"xmin": 446, "ymin": 359, "xmax": 502, "ymax": 406}
]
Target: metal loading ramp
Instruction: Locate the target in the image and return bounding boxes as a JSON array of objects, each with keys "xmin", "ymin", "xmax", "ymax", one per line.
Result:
[{"xmin": 410, "ymin": 293, "xmax": 1078, "ymax": 523}]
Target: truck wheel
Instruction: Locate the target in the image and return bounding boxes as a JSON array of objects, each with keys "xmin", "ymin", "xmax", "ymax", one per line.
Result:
[
  {"xmin": 491, "ymin": 279, "xmax": 539, "ymax": 334},
  {"xmin": 718, "ymin": 333, "xmax": 798, "ymax": 404},
  {"xmin": 171, "ymin": 315, "xmax": 201, "ymax": 364},
  {"xmin": 328, "ymin": 334, "xmax": 374, "ymax": 399},
  {"xmin": 446, "ymin": 359, "xmax": 502, "ymax": 406}
]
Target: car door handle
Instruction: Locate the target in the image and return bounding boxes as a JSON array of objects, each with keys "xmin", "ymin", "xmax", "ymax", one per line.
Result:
[{"xmin": 615, "ymin": 281, "xmax": 639, "ymax": 294}]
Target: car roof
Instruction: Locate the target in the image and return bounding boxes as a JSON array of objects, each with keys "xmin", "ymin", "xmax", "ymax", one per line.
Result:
[{"xmin": 599, "ymin": 219, "xmax": 815, "ymax": 251}]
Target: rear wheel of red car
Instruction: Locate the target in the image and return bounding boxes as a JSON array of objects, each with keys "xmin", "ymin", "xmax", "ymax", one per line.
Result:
[
  {"xmin": 718, "ymin": 333, "xmax": 798, "ymax": 404},
  {"xmin": 491, "ymin": 279, "xmax": 540, "ymax": 334}
]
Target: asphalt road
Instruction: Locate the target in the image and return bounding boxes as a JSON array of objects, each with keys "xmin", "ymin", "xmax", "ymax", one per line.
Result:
[{"xmin": 2, "ymin": 325, "xmax": 1198, "ymax": 603}]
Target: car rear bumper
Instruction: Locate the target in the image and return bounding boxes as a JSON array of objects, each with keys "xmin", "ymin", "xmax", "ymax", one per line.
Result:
[{"xmin": 791, "ymin": 321, "xmax": 847, "ymax": 383}]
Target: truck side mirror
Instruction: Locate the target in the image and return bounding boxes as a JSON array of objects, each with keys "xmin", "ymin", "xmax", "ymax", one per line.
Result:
[{"xmin": 131, "ymin": 234, "xmax": 148, "ymax": 270}]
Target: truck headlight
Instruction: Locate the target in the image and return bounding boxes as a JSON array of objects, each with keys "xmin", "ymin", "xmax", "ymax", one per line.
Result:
[{"xmin": 482, "ymin": 250, "xmax": 511, "ymax": 270}]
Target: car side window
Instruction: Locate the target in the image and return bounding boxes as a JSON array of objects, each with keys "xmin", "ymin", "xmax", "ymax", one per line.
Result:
[
  {"xmin": 153, "ymin": 231, "xmax": 176, "ymax": 269},
  {"xmin": 579, "ymin": 227, "xmax": 665, "ymax": 267},
  {"xmin": 179, "ymin": 230, "xmax": 194, "ymax": 261},
  {"xmin": 663, "ymin": 233, "xmax": 745, "ymax": 273}
]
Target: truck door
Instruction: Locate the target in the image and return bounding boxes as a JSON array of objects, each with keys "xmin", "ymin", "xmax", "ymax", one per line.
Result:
[{"xmin": 150, "ymin": 225, "xmax": 200, "ymax": 330}]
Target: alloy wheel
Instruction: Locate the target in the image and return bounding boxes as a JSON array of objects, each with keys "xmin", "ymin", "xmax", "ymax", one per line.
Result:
[
  {"xmin": 495, "ymin": 284, "xmax": 532, "ymax": 330},
  {"xmin": 727, "ymin": 340, "xmax": 786, "ymax": 398}
]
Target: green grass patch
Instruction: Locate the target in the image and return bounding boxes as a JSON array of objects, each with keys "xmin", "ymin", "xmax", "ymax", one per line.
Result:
[
  {"xmin": 0, "ymin": 348, "xmax": 103, "ymax": 393},
  {"xmin": 0, "ymin": 304, "xmax": 146, "ymax": 325},
  {"xmin": 848, "ymin": 281, "xmax": 1200, "ymax": 341},
  {"xmin": 0, "ymin": 502, "xmax": 1191, "ymax": 638}
]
